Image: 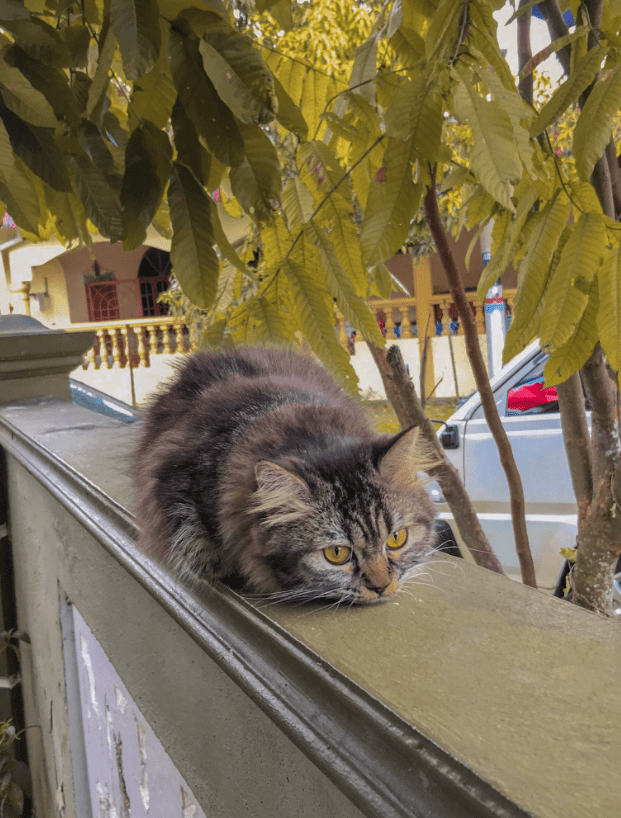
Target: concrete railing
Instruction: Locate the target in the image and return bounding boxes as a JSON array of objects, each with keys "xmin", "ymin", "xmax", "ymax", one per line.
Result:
[
  {"xmin": 0, "ymin": 318, "xmax": 619, "ymax": 818},
  {"xmin": 65, "ymin": 316, "xmax": 194, "ymax": 371}
]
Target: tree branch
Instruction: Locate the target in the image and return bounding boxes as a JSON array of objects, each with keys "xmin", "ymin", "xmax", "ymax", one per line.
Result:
[
  {"xmin": 537, "ymin": 0, "xmax": 571, "ymax": 75},
  {"xmin": 423, "ymin": 169, "xmax": 538, "ymax": 587},
  {"xmin": 517, "ymin": 0, "xmax": 533, "ymax": 105},
  {"xmin": 367, "ymin": 342, "xmax": 505, "ymax": 575},
  {"xmin": 556, "ymin": 373, "xmax": 593, "ymax": 529}
]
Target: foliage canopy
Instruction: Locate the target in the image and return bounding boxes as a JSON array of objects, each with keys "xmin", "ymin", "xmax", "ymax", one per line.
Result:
[{"xmin": 1, "ymin": 0, "xmax": 621, "ymax": 394}]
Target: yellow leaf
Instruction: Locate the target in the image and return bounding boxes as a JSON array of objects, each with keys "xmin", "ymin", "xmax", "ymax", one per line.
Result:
[
  {"xmin": 360, "ymin": 138, "xmax": 421, "ymax": 266},
  {"xmin": 539, "ymin": 212, "xmax": 607, "ymax": 351},
  {"xmin": 452, "ymin": 66, "xmax": 521, "ymax": 211},
  {"xmin": 574, "ymin": 62, "xmax": 621, "ymax": 181},
  {"xmin": 544, "ymin": 276, "xmax": 599, "ymax": 386},
  {"xmin": 596, "ymin": 244, "xmax": 621, "ymax": 370}
]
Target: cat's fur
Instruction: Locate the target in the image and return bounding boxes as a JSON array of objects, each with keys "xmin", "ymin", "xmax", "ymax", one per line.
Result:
[{"xmin": 133, "ymin": 346, "xmax": 438, "ymax": 605}]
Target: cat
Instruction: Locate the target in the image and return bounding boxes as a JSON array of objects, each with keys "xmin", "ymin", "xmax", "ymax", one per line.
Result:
[{"xmin": 133, "ymin": 346, "xmax": 439, "ymax": 605}]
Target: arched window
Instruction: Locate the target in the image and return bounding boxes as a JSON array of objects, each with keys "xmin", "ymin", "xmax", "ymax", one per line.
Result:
[{"xmin": 137, "ymin": 248, "xmax": 171, "ymax": 317}]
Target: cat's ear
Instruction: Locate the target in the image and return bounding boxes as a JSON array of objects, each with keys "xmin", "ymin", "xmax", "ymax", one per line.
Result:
[
  {"xmin": 252, "ymin": 461, "xmax": 312, "ymax": 526},
  {"xmin": 377, "ymin": 427, "xmax": 436, "ymax": 492}
]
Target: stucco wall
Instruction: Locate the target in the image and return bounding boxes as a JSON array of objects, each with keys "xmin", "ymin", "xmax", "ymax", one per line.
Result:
[
  {"xmin": 28, "ymin": 257, "xmax": 71, "ymax": 327},
  {"xmin": 60, "ymin": 244, "xmax": 149, "ymax": 324},
  {"xmin": 5, "ymin": 455, "xmax": 365, "ymax": 818}
]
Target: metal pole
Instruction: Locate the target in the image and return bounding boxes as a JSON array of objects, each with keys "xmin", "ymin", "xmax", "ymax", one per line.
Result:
[{"xmin": 481, "ymin": 222, "xmax": 506, "ymax": 377}]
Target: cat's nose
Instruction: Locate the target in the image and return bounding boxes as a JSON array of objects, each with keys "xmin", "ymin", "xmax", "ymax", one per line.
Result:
[{"xmin": 363, "ymin": 578, "xmax": 390, "ymax": 596}]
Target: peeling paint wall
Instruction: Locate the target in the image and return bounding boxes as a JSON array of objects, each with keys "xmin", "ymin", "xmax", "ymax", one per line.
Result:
[{"xmin": 71, "ymin": 607, "xmax": 205, "ymax": 818}]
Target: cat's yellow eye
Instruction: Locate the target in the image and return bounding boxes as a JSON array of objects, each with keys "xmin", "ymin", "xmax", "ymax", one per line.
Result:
[
  {"xmin": 323, "ymin": 545, "xmax": 352, "ymax": 565},
  {"xmin": 386, "ymin": 529, "xmax": 408, "ymax": 550}
]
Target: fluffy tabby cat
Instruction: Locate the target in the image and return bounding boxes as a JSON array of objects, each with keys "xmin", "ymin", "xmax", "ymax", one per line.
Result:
[{"xmin": 133, "ymin": 346, "xmax": 438, "ymax": 605}]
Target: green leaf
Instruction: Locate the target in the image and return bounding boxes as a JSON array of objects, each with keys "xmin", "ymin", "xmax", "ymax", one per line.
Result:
[
  {"xmin": 597, "ymin": 245, "xmax": 621, "ymax": 370},
  {"xmin": 426, "ymin": 0, "xmax": 462, "ymax": 63},
  {"xmin": 320, "ymin": 197, "xmax": 368, "ymax": 295},
  {"xmin": 210, "ymin": 259, "xmax": 242, "ymax": 318},
  {"xmin": 0, "ymin": 18, "xmax": 70, "ymax": 67},
  {"xmin": 130, "ymin": 54, "xmax": 176, "ymax": 130},
  {"xmin": 467, "ymin": 4, "xmax": 517, "ymax": 91},
  {"xmin": 169, "ymin": 27, "xmax": 244, "ymax": 167},
  {"xmin": 271, "ymin": 73, "xmax": 308, "ymax": 140},
  {"xmin": 298, "ymin": 140, "xmax": 351, "ymax": 204},
  {"xmin": 283, "ymin": 257, "xmax": 359, "ymax": 393},
  {"xmin": 160, "ymin": 0, "xmax": 230, "ymax": 23},
  {"xmin": 539, "ymin": 212, "xmax": 607, "ymax": 351},
  {"xmin": 45, "ymin": 188, "xmax": 89, "ymax": 248},
  {"xmin": 0, "ymin": 97, "xmax": 71, "ymax": 192},
  {"xmin": 568, "ymin": 179, "xmax": 603, "ymax": 215},
  {"xmin": 389, "ymin": 26, "xmax": 426, "ymax": 67},
  {"xmin": 452, "ymin": 66, "xmax": 521, "ymax": 211},
  {"xmin": 121, "ymin": 122, "xmax": 173, "ymax": 250},
  {"xmin": 86, "ymin": 29, "xmax": 117, "ymax": 117},
  {"xmin": 209, "ymin": 197, "xmax": 248, "ymax": 274},
  {"xmin": 504, "ymin": 193, "xmax": 570, "ymax": 360},
  {"xmin": 0, "ymin": 55, "xmax": 58, "ymax": 127},
  {"xmin": 530, "ymin": 47, "xmax": 607, "ymax": 137},
  {"xmin": 202, "ymin": 313, "xmax": 230, "ymax": 348},
  {"xmin": 574, "ymin": 63, "xmax": 621, "ymax": 181},
  {"xmin": 78, "ymin": 120, "xmax": 122, "ymax": 191},
  {"xmin": 171, "ymin": 96, "xmax": 205, "ymax": 184},
  {"xmin": 0, "ymin": 0, "xmax": 29, "ymax": 19},
  {"xmin": 261, "ymin": 215, "xmax": 291, "ymax": 270},
  {"xmin": 168, "ymin": 162, "xmax": 219, "ymax": 309},
  {"xmin": 349, "ymin": 32, "xmax": 378, "ymax": 105},
  {"xmin": 230, "ymin": 290, "xmax": 296, "ymax": 347},
  {"xmin": 110, "ymin": 0, "xmax": 161, "ymax": 79},
  {"xmin": 471, "ymin": 53, "xmax": 535, "ymax": 178},
  {"xmin": 281, "ymin": 175, "xmax": 314, "ymax": 229},
  {"xmin": 385, "ymin": 67, "xmax": 444, "ymax": 162},
  {"xmin": 0, "ymin": 156, "xmax": 41, "ymax": 238},
  {"xmin": 544, "ymin": 276, "xmax": 599, "ymax": 385},
  {"xmin": 370, "ymin": 262, "xmax": 393, "ymax": 299},
  {"xmin": 301, "ymin": 68, "xmax": 330, "ymax": 140},
  {"xmin": 263, "ymin": 50, "xmax": 306, "ymax": 107},
  {"xmin": 70, "ymin": 154, "xmax": 124, "ymax": 242},
  {"xmin": 3, "ymin": 45, "xmax": 81, "ymax": 126},
  {"xmin": 0, "ymin": 115, "xmax": 13, "ymax": 181},
  {"xmin": 199, "ymin": 30, "xmax": 277, "ymax": 125},
  {"xmin": 60, "ymin": 23, "xmax": 91, "ymax": 69},
  {"xmin": 360, "ymin": 138, "xmax": 422, "ymax": 265},
  {"xmin": 230, "ymin": 122, "xmax": 281, "ymax": 223},
  {"xmin": 305, "ymin": 223, "xmax": 385, "ymax": 346}
]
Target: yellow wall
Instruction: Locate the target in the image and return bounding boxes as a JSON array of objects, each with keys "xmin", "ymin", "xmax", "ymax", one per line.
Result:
[{"xmin": 28, "ymin": 258, "xmax": 71, "ymax": 327}]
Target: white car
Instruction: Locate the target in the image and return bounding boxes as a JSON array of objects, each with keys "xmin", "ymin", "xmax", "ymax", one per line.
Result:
[{"xmin": 428, "ymin": 340, "xmax": 621, "ymax": 607}]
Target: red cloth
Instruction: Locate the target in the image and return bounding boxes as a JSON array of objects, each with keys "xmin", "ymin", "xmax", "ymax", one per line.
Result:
[{"xmin": 507, "ymin": 380, "xmax": 558, "ymax": 412}]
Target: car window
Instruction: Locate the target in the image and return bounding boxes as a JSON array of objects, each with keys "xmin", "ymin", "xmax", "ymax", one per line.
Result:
[{"xmin": 506, "ymin": 353, "xmax": 559, "ymax": 416}]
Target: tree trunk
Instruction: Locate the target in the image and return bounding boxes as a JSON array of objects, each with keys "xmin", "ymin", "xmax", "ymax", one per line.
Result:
[
  {"xmin": 423, "ymin": 172, "xmax": 538, "ymax": 588},
  {"xmin": 367, "ymin": 341, "xmax": 505, "ymax": 576},
  {"xmin": 573, "ymin": 345, "xmax": 621, "ymax": 615}
]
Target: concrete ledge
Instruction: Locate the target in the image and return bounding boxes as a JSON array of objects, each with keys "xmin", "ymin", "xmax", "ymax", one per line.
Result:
[
  {"xmin": 0, "ymin": 400, "xmax": 620, "ymax": 818},
  {"xmin": 0, "ymin": 315, "xmax": 93, "ymax": 403}
]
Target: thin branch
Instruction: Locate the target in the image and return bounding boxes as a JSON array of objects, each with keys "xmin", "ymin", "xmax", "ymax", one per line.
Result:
[
  {"xmin": 367, "ymin": 342, "xmax": 505, "ymax": 575},
  {"xmin": 517, "ymin": 0, "xmax": 533, "ymax": 105},
  {"xmin": 424, "ymin": 166, "xmax": 538, "ymax": 588}
]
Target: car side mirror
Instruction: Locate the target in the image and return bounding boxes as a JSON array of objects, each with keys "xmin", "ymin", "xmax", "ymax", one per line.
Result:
[{"xmin": 439, "ymin": 424, "xmax": 459, "ymax": 449}]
